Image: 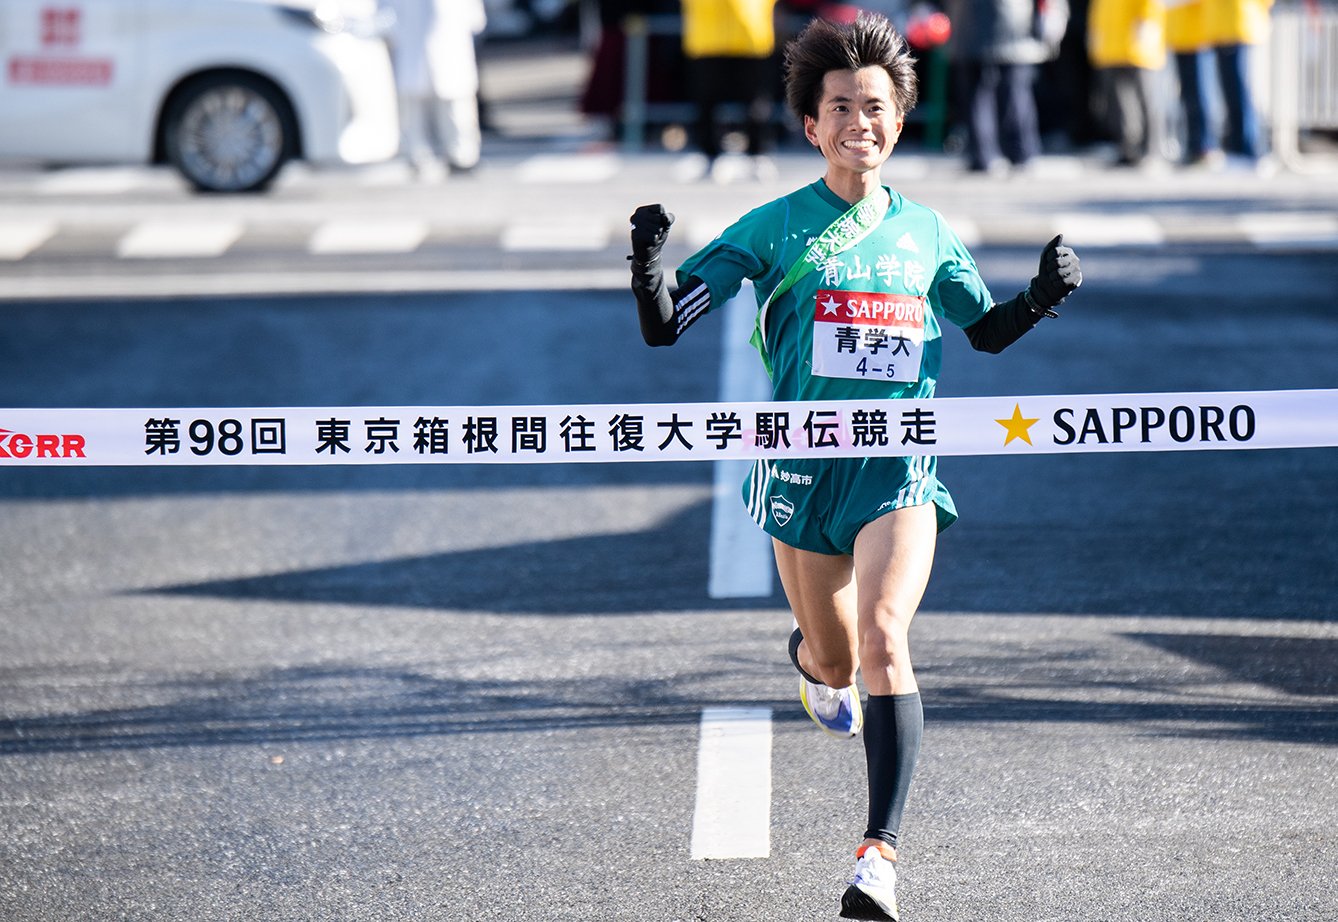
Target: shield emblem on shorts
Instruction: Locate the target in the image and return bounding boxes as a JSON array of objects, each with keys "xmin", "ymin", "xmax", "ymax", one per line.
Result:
[{"xmin": 770, "ymin": 495, "xmax": 794, "ymax": 527}]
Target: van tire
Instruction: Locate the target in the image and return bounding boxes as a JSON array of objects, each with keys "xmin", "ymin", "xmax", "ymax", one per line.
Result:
[{"xmin": 162, "ymin": 72, "xmax": 297, "ymax": 193}]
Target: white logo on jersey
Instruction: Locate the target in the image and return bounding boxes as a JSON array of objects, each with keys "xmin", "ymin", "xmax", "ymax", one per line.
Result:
[
  {"xmin": 770, "ymin": 495, "xmax": 794, "ymax": 527},
  {"xmin": 896, "ymin": 232, "xmax": 920, "ymax": 253}
]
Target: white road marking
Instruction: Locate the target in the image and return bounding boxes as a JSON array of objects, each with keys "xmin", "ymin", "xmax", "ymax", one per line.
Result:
[
  {"xmin": 670, "ymin": 153, "xmax": 711, "ymax": 184},
  {"xmin": 307, "ymin": 219, "xmax": 429, "ymax": 255},
  {"xmin": 940, "ymin": 214, "xmax": 981, "ymax": 249},
  {"xmin": 1023, "ymin": 156, "xmax": 1087, "ymax": 181},
  {"xmin": 709, "ymin": 281, "xmax": 776, "ymax": 599},
  {"xmin": 34, "ymin": 166, "xmax": 148, "ymax": 195},
  {"xmin": 517, "ymin": 153, "xmax": 620, "ymax": 184},
  {"xmin": 1053, "ymin": 213, "xmax": 1166, "ymax": 246},
  {"xmin": 1242, "ymin": 213, "xmax": 1338, "ymax": 249},
  {"xmin": 0, "ymin": 268, "xmax": 633, "ymax": 301},
  {"xmin": 684, "ymin": 216, "xmax": 732, "ymax": 250},
  {"xmin": 881, "ymin": 157, "xmax": 931, "ymax": 181},
  {"xmin": 500, "ymin": 222, "xmax": 610, "ymax": 252},
  {"xmin": 117, "ymin": 221, "xmax": 243, "ymax": 259},
  {"xmin": 690, "ymin": 707, "xmax": 773, "ymax": 860},
  {"xmin": 0, "ymin": 221, "xmax": 56, "ymax": 260}
]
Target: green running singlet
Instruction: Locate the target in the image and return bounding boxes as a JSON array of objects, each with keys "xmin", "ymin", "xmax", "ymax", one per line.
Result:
[{"xmin": 677, "ymin": 179, "xmax": 996, "ymax": 554}]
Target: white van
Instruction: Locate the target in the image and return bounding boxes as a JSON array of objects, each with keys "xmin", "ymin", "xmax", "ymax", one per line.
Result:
[{"xmin": 0, "ymin": 0, "xmax": 400, "ymax": 191}]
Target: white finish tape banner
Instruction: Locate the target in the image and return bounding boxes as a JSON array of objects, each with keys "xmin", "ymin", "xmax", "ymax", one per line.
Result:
[{"xmin": 1, "ymin": 389, "xmax": 1334, "ymax": 466}]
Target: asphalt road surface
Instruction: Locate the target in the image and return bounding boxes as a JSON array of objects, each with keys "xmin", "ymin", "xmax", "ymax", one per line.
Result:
[{"xmin": 1, "ymin": 158, "xmax": 1336, "ymax": 921}]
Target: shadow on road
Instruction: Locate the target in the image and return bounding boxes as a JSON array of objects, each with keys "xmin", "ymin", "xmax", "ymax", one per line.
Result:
[
  {"xmin": 136, "ymin": 502, "xmax": 749, "ymax": 615},
  {"xmin": 2, "ymin": 656, "xmax": 1333, "ymax": 758},
  {"xmin": 1126, "ymin": 633, "xmax": 1338, "ymax": 697},
  {"xmin": 130, "ymin": 471, "xmax": 1337, "ymax": 623}
]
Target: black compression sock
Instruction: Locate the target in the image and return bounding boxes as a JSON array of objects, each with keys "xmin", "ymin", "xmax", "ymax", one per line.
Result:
[
  {"xmin": 862, "ymin": 692, "xmax": 923, "ymax": 847},
  {"xmin": 788, "ymin": 628, "xmax": 824, "ymax": 686}
]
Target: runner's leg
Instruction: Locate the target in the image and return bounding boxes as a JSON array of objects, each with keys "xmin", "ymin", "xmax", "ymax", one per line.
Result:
[
  {"xmin": 775, "ymin": 540, "xmax": 863, "ymax": 737},
  {"xmin": 772, "ymin": 538, "xmax": 858, "ymax": 688},
  {"xmin": 850, "ymin": 503, "xmax": 937, "ymax": 853},
  {"xmin": 852, "ymin": 504, "xmax": 936, "ymax": 697}
]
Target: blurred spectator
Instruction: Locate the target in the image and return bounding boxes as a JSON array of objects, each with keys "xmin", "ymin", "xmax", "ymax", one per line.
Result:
[
  {"xmin": 1166, "ymin": 0, "xmax": 1218, "ymax": 165},
  {"xmin": 380, "ymin": 0, "xmax": 488, "ymax": 178},
  {"xmin": 779, "ymin": 0, "xmax": 862, "ymax": 23},
  {"xmin": 1088, "ymin": 0, "xmax": 1166, "ymax": 166},
  {"xmin": 579, "ymin": 0, "xmax": 684, "ymax": 139},
  {"xmin": 824, "ymin": 3, "xmax": 867, "ymax": 22},
  {"xmin": 944, "ymin": 0, "xmax": 1069, "ymax": 172},
  {"xmin": 1205, "ymin": 0, "xmax": 1271, "ymax": 163},
  {"xmin": 905, "ymin": 3, "xmax": 955, "ymax": 50},
  {"xmin": 680, "ymin": 0, "xmax": 780, "ymax": 178},
  {"xmin": 1046, "ymin": 0, "xmax": 1106, "ymax": 148}
]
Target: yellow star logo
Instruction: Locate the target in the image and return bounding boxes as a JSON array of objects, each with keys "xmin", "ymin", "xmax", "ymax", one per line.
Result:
[{"xmin": 995, "ymin": 403, "xmax": 1040, "ymax": 446}]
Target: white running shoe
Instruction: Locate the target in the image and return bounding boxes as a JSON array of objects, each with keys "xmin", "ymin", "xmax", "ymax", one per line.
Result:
[
  {"xmin": 840, "ymin": 844, "xmax": 899, "ymax": 920},
  {"xmin": 799, "ymin": 677, "xmax": 862, "ymax": 738}
]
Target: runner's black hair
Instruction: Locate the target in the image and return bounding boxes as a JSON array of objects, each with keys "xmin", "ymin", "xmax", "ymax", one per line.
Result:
[{"xmin": 783, "ymin": 12, "xmax": 918, "ymax": 122}]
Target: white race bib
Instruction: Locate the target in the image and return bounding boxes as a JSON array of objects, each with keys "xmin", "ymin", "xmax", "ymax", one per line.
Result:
[{"xmin": 811, "ymin": 289, "xmax": 925, "ymax": 383}]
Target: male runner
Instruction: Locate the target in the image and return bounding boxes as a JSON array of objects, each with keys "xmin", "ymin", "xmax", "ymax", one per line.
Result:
[{"xmin": 628, "ymin": 13, "xmax": 1082, "ymax": 920}]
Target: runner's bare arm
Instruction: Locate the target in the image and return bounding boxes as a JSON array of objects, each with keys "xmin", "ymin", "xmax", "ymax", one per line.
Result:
[
  {"xmin": 629, "ymin": 204, "xmax": 712, "ymax": 346},
  {"xmin": 964, "ymin": 234, "xmax": 1082, "ymax": 354}
]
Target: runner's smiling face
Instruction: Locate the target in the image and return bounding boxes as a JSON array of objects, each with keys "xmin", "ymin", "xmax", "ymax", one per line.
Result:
[{"xmin": 804, "ymin": 66, "xmax": 903, "ymax": 186}]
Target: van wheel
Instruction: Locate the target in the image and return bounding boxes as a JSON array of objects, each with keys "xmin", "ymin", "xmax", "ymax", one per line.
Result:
[{"xmin": 163, "ymin": 73, "xmax": 295, "ymax": 193}]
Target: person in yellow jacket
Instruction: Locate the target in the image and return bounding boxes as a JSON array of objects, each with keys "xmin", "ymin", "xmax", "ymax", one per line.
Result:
[
  {"xmin": 1205, "ymin": 0, "xmax": 1272, "ymax": 161},
  {"xmin": 1166, "ymin": 0, "xmax": 1270, "ymax": 165},
  {"xmin": 680, "ymin": 0, "xmax": 780, "ymax": 179},
  {"xmin": 1166, "ymin": 0, "xmax": 1218, "ymax": 165},
  {"xmin": 1088, "ymin": 0, "xmax": 1167, "ymax": 166}
]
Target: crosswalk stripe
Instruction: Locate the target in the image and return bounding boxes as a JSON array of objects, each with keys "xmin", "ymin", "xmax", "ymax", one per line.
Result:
[
  {"xmin": 684, "ymin": 216, "xmax": 733, "ymax": 249},
  {"xmin": 307, "ymin": 219, "xmax": 429, "ymax": 255},
  {"xmin": 517, "ymin": 153, "xmax": 620, "ymax": 184},
  {"xmin": 117, "ymin": 221, "xmax": 243, "ymax": 259},
  {"xmin": 500, "ymin": 222, "xmax": 610, "ymax": 252},
  {"xmin": 1242, "ymin": 213, "xmax": 1338, "ymax": 249},
  {"xmin": 1054, "ymin": 213, "xmax": 1165, "ymax": 246},
  {"xmin": 34, "ymin": 166, "xmax": 147, "ymax": 195},
  {"xmin": 0, "ymin": 268, "xmax": 632, "ymax": 301},
  {"xmin": 0, "ymin": 221, "xmax": 57, "ymax": 260},
  {"xmin": 941, "ymin": 214, "xmax": 981, "ymax": 248},
  {"xmin": 690, "ymin": 707, "xmax": 772, "ymax": 860},
  {"xmin": 4, "ymin": 213, "xmax": 1333, "ymax": 267}
]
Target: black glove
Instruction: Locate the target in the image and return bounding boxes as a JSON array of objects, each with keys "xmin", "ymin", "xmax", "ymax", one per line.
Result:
[
  {"xmin": 1026, "ymin": 234, "xmax": 1082, "ymax": 316},
  {"xmin": 629, "ymin": 204, "xmax": 675, "ymax": 269}
]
